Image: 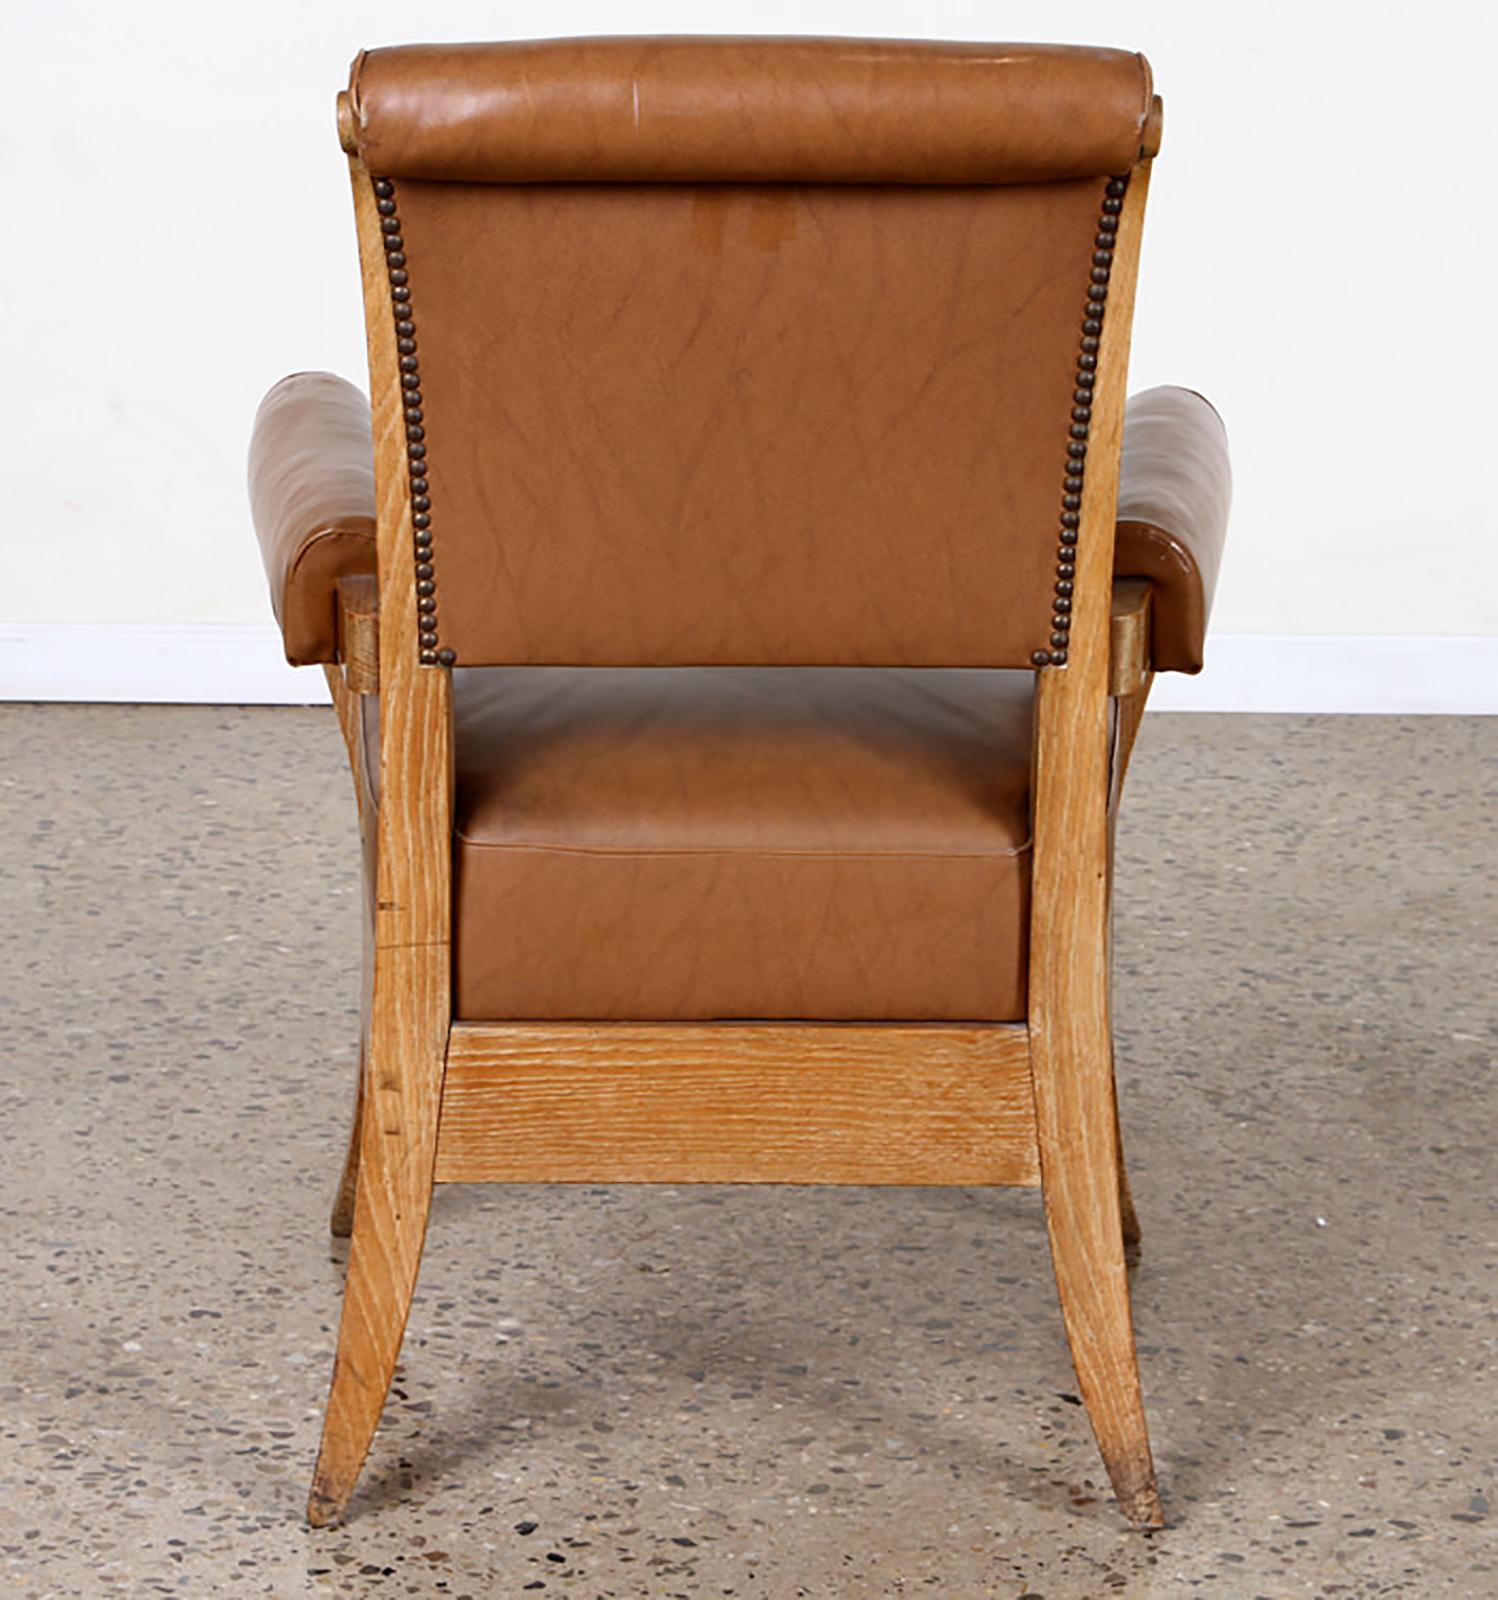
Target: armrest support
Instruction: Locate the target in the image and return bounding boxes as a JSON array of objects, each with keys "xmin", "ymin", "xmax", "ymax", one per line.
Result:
[
  {"xmin": 336, "ymin": 575, "xmax": 380, "ymax": 694},
  {"xmin": 1113, "ymin": 385, "xmax": 1232, "ymax": 674},
  {"xmin": 1109, "ymin": 578, "xmax": 1151, "ymax": 698},
  {"xmin": 248, "ymin": 372, "xmax": 377, "ymax": 664}
]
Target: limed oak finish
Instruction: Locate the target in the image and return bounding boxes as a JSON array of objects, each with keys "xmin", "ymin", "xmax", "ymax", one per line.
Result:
[
  {"xmin": 311, "ymin": 154, "xmax": 1161, "ymax": 1528},
  {"xmin": 437, "ymin": 1023, "xmax": 1039, "ymax": 1187}
]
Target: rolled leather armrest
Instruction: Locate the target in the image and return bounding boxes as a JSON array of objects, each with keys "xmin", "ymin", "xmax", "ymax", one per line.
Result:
[
  {"xmin": 1113, "ymin": 385, "xmax": 1232, "ymax": 674},
  {"xmin": 248, "ymin": 372, "xmax": 377, "ymax": 665}
]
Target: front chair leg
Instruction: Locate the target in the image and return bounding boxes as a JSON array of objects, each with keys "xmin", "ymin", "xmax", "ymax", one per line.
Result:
[
  {"xmin": 308, "ymin": 948, "xmax": 446, "ymax": 1527},
  {"xmin": 1030, "ymin": 658, "xmax": 1161, "ymax": 1527},
  {"xmin": 1033, "ymin": 1019, "xmax": 1162, "ymax": 1527}
]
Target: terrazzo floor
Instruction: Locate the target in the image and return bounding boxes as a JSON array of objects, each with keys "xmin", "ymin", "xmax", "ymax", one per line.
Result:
[{"xmin": 1, "ymin": 705, "xmax": 1493, "ymax": 1598}]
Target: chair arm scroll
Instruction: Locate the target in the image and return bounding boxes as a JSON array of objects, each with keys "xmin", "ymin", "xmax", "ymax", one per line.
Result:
[{"xmin": 1112, "ymin": 385, "xmax": 1231, "ymax": 674}]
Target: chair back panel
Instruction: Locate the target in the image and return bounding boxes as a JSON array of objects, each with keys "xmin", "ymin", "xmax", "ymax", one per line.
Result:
[{"xmin": 352, "ymin": 40, "xmax": 1155, "ymax": 668}]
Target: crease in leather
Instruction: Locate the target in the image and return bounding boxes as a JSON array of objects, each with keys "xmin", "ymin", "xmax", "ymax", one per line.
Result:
[
  {"xmin": 248, "ymin": 39, "xmax": 1244, "ymax": 1022},
  {"xmin": 255, "ymin": 373, "xmax": 1228, "ymax": 675},
  {"xmin": 395, "ymin": 178, "xmax": 1109, "ymax": 667}
]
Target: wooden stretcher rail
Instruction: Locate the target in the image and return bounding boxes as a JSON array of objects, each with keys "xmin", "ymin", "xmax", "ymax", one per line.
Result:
[{"xmin": 435, "ymin": 1022, "xmax": 1040, "ymax": 1187}]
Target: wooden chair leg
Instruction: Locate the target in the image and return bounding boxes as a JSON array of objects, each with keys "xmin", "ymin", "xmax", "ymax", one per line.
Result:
[
  {"xmin": 322, "ymin": 656, "xmax": 377, "ymax": 1240},
  {"xmin": 332, "ymin": 871, "xmax": 375, "ymax": 1239},
  {"xmin": 1031, "ymin": 665, "xmax": 1161, "ymax": 1528},
  {"xmin": 1105, "ymin": 663, "xmax": 1155, "ymax": 1273},
  {"xmin": 309, "ymin": 167, "xmax": 455, "ymax": 1528},
  {"xmin": 307, "ymin": 948, "xmax": 447, "ymax": 1527},
  {"xmin": 1034, "ymin": 1028, "xmax": 1162, "ymax": 1527}
]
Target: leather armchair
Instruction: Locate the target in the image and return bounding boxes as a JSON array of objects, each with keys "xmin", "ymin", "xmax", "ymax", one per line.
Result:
[{"xmin": 248, "ymin": 37, "xmax": 1231, "ymax": 1530}]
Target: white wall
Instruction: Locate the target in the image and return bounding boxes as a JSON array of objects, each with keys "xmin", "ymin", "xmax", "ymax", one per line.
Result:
[{"xmin": 5, "ymin": 1, "xmax": 1496, "ymax": 705}]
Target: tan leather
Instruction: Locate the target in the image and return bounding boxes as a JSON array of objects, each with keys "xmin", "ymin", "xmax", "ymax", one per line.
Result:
[
  {"xmin": 395, "ymin": 176, "xmax": 1109, "ymax": 668},
  {"xmin": 248, "ymin": 373, "xmax": 376, "ymax": 664},
  {"xmin": 1115, "ymin": 386, "xmax": 1232, "ymax": 674},
  {"xmin": 246, "ymin": 38, "xmax": 1240, "ymax": 1036},
  {"xmin": 408, "ymin": 666, "xmax": 1033, "ymax": 1021},
  {"xmin": 248, "ymin": 378, "xmax": 1230, "ymax": 675},
  {"xmin": 349, "ymin": 39, "xmax": 1153, "ymax": 185}
]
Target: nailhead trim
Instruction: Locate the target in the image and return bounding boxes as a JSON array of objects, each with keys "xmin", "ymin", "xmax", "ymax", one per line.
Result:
[
  {"xmin": 374, "ymin": 177, "xmax": 455, "ymax": 669},
  {"xmin": 1032, "ymin": 174, "xmax": 1128, "ymax": 670},
  {"xmin": 379, "ymin": 169, "xmax": 1124, "ymax": 673}
]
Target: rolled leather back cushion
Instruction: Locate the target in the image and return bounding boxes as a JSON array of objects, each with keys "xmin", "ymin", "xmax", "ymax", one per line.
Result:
[{"xmin": 348, "ymin": 38, "xmax": 1157, "ymax": 667}]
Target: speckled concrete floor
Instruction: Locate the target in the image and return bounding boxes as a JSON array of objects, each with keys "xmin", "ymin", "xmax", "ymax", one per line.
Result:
[{"xmin": 1, "ymin": 706, "xmax": 1493, "ymax": 1598}]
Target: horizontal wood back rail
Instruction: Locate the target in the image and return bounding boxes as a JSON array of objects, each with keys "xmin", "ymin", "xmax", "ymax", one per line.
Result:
[{"xmin": 435, "ymin": 1023, "xmax": 1039, "ymax": 1187}]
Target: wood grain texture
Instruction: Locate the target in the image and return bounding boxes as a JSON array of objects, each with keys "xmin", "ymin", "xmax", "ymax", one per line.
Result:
[
  {"xmin": 1108, "ymin": 596, "xmax": 1155, "ymax": 1272},
  {"xmin": 336, "ymin": 90, "xmax": 358, "ymax": 156},
  {"xmin": 334, "ymin": 735, "xmax": 378, "ymax": 1244},
  {"xmin": 1109, "ymin": 578, "xmax": 1152, "ymax": 700},
  {"xmin": 1028, "ymin": 162, "xmax": 1162, "ymax": 1529},
  {"xmin": 436, "ymin": 1024, "xmax": 1038, "ymax": 1187},
  {"xmin": 322, "ymin": 661, "xmax": 364, "ymax": 811},
  {"xmin": 337, "ymin": 573, "xmax": 381, "ymax": 695},
  {"xmin": 328, "ymin": 1050, "xmax": 366, "ymax": 1240},
  {"xmin": 307, "ymin": 157, "xmax": 455, "ymax": 1529},
  {"xmin": 320, "ymin": 657, "xmax": 374, "ymax": 1239}
]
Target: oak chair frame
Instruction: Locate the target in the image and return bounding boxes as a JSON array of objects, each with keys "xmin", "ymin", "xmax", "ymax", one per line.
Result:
[{"xmin": 306, "ymin": 142, "xmax": 1164, "ymax": 1529}]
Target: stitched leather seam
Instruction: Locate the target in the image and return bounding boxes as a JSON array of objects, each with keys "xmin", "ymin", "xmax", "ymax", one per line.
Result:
[{"xmin": 283, "ymin": 523, "xmax": 376, "ymax": 594}]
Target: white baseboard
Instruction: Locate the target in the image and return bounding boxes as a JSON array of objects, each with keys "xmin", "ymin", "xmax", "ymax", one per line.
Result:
[
  {"xmin": 0, "ymin": 623, "xmax": 1493, "ymax": 714},
  {"xmin": 1145, "ymin": 634, "xmax": 1498, "ymax": 714},
  {"xmin": 0, "ymin": 623, "xmax": 330, "ymax": 706}
]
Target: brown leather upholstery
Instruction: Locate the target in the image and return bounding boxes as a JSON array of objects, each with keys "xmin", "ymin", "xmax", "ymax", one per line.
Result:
[
  {"xmin": 349, "ymin": 38, "xmax": 1153, "ymax": 185},
  {"xmin": 395, "ymin": 176, "xmax": 1111, "ymax": 668},
  {"xmin": 251, "ymin": 376, "xmax": 1228, "ymax": 676},
  {"xmin": 1115, "ymin": 386, "xmax": 1233, "ymax": 674},
  {"xmin": 248, "ymin": 45, "xmax": 1230, "ymax": 1019},
  {"xmin": 360, "ymin": 668, "xmax": 1033, "ymax": 1020},
  {"xmin": 452, "ymin": 667, "xmax": 1032, "ymax": 1020},
  {"xmin": 248, "ymin": 373, "xmax": 376, "ymax": 664}
]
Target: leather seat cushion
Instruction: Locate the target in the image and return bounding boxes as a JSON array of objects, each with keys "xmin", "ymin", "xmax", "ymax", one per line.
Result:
[{"xmin": 447, "ymin": 666, "xmax": 1034, "ymax": 1021}]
